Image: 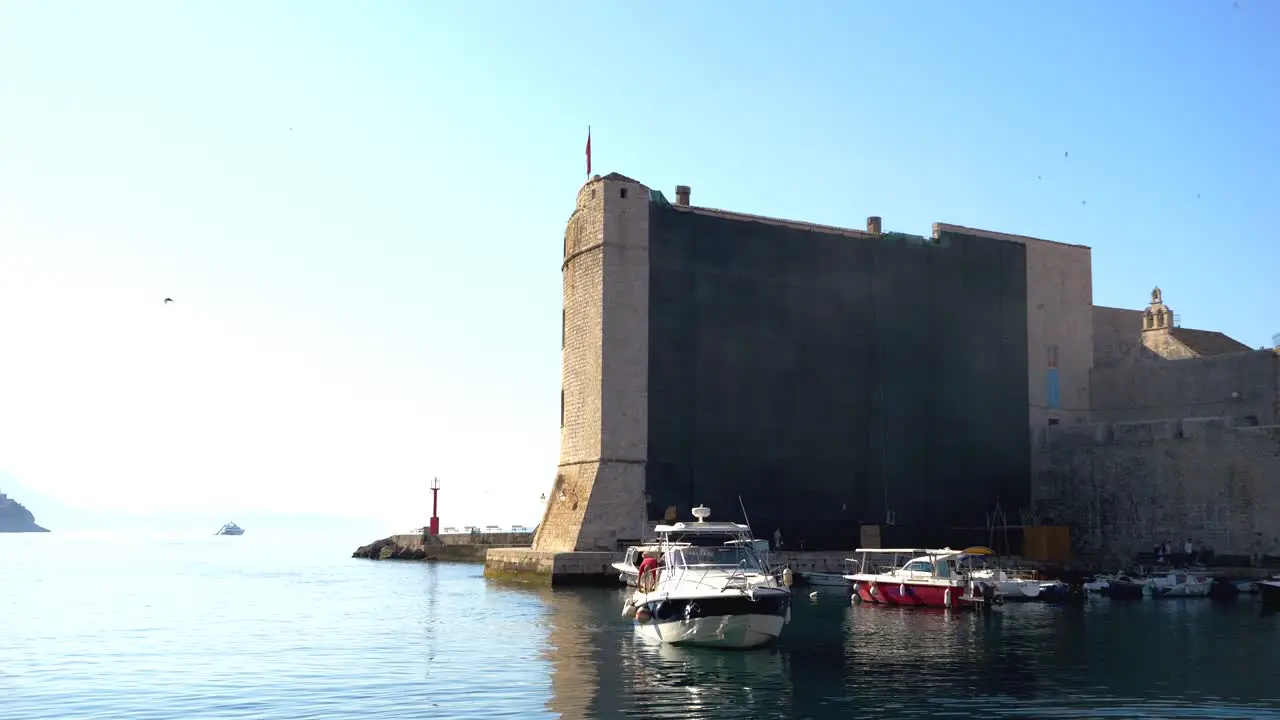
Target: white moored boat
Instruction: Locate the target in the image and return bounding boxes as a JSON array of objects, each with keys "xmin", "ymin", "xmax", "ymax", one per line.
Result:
[
  {"xmin": 1146, "ymin": 569, "xmax": 1213, "ymax": 597},
  {"xmin": 612, "ymin": 543, "xmax": 664, "ymax": 587},
  {"xmin": 803, "ymin": 572, "xmax": 852, "ymax": 588},
  {"xmin": 623, "ymin": 505, "xmax": 794, "ymax": 649},
  {"xmin": 970, "ymin": 568, "xmax": 1042, "ymax": 601},
  {"xmin": 843, "ymin": 547, "xmax": 996, "ymax": 610}
]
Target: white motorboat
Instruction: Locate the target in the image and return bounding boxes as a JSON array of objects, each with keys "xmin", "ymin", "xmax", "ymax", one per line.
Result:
[
  {"xmin": 623, "ymin": 505, "xmax": 793, "ymax": 649},
  {"xmin": 970, "ymin": 568, "xmax": 1042, "ymax": 601},
  {"xmin": 1146, "ymin": 569, "xmax": 1213, "ymax": 597},
  {"xmin": 802, "ymin": 572, "xmax": 852, "ymax": 588},
  {"xmin": 612, "ymin": 543, "xmax": 664, "ymax": 587},
  {"xmin": 1083, "ymin": 574, "xmax": 1114, "ymax": 593},
  {"xmin": 1258, "ymin": 577, "xmax": 1280, "ymax": 606},
  {"xmin": 215, "ymin": 522, "xmax": 244, "ymax": 536}
]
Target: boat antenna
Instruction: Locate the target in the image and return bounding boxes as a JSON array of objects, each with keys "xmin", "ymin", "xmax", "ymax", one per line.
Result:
[{"xmin": 737, "ymin": 495, "xmax": 752, "ymax": 530}]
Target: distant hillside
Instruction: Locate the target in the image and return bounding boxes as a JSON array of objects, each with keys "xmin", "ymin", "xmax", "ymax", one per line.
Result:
[{"xmin": 0, "ymin": 494, "xmax": 49, "ymax": 533}]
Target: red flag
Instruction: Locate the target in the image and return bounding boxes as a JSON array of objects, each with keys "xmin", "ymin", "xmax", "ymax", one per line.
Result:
[{"xmin": 585, "ymin": 126, "xmax": 592, "ymax": 178}]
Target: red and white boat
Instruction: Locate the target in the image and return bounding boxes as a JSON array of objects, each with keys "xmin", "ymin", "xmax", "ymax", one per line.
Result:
[{"xmin": 843, "ymin": 547, "xmax": 995, "ymax": 609}]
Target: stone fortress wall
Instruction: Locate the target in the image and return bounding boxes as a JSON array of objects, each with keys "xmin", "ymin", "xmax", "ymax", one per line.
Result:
[
  {"xmin": 1032, "ymin": 417, "xmax": 1280, "ymax": 563},
  {"xmin": 1031, "ymin": 286, "xmax": 1280, "ymax": 561},
  {"xmin": 505, "ymin": 170, "xmax": 1277, "ymax": 578},
  {"xmin": 530, "ymin": 173, "xmax": 1104, "ymax": 555}
]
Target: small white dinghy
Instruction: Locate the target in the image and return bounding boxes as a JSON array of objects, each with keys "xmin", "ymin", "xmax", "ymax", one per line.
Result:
[{"xmin": 802, "ymin": 572, "xmax": 851, "ymax": 588}]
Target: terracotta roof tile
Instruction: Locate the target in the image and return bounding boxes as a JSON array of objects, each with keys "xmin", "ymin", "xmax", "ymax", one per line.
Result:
[{"xmin": 1170, "ymin": 328, "xmax": 1252, "ymax": 357}]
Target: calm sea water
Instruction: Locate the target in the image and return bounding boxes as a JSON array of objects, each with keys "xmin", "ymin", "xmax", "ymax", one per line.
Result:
[{"xmin": 2, "ymin": 534, "xmax": 1278, "ymax": 720}]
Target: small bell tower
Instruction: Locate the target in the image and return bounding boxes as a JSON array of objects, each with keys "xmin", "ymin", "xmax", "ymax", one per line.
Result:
[{"xmin": 1143, "ymin": 286, "xmax": 1172, "ymax": 332}]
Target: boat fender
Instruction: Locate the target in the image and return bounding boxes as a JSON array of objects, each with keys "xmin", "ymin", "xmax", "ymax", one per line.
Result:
[
  {"xmin": 869, "ymin": 582, "xmax": 877, "ymax": 595},
  {"xmin": 635, "ymin": 606, "xmax": 652, "ymax": 623},
  {"xmin": 782, "ymin": 568, "xmax": 794, "ymax": 588},
  {"xmin": 944, "ymin": 588, "xmax": 953, "ymax": 608},
  {"xmin": 621, "ymin": 601, "xmax": 634, "ymax": 618},
  {"xmin": 899, "ymin": 583, "xmax": 907, "ymax": 596}
]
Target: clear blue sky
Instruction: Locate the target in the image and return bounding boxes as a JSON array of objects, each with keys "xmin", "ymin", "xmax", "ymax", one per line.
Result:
[{"xmin": 0, "ymin": 1, "xmax": 1275, "ymax": 531}]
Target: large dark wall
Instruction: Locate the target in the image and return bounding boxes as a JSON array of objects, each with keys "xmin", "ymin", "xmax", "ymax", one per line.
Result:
[{"xmin": 645, "ymin": 204, "xmax": 1030, "ymax": 551}]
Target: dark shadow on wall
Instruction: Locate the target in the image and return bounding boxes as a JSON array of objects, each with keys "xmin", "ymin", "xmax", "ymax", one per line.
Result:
[{"xmin": 644, "ymin": 205, "xmax": 1031, "ymax": 551}]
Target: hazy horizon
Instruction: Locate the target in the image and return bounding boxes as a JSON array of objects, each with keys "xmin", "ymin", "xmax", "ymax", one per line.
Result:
[{"xmin": 0, "ymin": 471, "xmax": 504, "ymax": 538}]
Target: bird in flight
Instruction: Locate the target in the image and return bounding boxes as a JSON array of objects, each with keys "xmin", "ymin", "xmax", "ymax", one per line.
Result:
[{"xmin": 164, "ymin": 298, "xmax": 174, "ymax": 304}]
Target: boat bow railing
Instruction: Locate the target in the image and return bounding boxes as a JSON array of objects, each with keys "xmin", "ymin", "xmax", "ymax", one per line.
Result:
[{"xmin": 652, "ymin": 560, "xmax": 774, "ymax": 600}]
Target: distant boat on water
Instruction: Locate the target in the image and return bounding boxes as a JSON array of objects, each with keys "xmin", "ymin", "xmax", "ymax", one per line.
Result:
[{"xmin": 215, "ymin": 522, "xmax": 245, "ymax": 536}]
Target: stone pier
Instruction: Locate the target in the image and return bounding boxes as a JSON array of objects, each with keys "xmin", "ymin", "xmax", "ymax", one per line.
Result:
[{"xmin": 483, "ymin": 548, "xmax": 619, "ymax": 586}]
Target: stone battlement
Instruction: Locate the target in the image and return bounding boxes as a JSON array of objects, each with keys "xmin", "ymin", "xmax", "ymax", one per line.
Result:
[{"xmin": 1036, "ymin": 416, "xmax": 1280, "ymax": 448}]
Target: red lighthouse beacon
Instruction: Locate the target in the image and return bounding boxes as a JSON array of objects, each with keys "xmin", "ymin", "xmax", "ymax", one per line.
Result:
[{"xmin": 429, "ymin": 477, "xmax": 441, "ymax": 537}]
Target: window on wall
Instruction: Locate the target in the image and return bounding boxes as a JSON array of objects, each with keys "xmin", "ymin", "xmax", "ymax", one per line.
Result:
[
  {"xmin": 560, "ymin": 390, "xmax": 565, "ymax": 427},
  {"xmin": 561, "ymin": 310, "xmax": 566, "ymax": 348},
  {"xmin": 1047, "ymin": 345, "xmax": 1059, "ymax": 369},
  {"xmin": 1046, "ymin": 369, "xmax": 1060, "ymax": 409}
]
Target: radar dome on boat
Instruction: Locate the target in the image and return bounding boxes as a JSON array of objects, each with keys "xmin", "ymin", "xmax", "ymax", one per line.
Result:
[{"xmin": 691, "ymin": 505, "xmax": 711, "ymax": 522}]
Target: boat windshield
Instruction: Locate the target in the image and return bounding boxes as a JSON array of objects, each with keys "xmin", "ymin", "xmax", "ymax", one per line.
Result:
[{"xmin": 667, "ymin": 545, "xmax": 762, "ymax": 570}]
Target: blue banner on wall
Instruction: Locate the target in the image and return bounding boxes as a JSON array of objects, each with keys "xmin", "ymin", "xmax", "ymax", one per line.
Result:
[{"xmin": 1047, "ymin": 368, "xmax": 1060, "ymax": 409}]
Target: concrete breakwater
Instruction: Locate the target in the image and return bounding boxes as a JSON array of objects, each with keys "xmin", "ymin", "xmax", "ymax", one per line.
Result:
[
  {"xmin": 484, "ymin": 548, "xmax": 864, "ymax": 586},
  {"xmin": 353, "ymin": 531, "xmax": 535, "ymax": 564}
]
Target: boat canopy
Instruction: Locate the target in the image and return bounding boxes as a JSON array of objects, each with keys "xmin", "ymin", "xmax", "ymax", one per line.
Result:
[
  {"xmin": 652, "ymin": 506, "xmax": 757, "ymax": 547},
  {"xmin": 653, "ymin": 520, "xmax": 751, "ymax": 534},
  {"xmin": 847, "ymin": 547, "xmax": 993, "ymax": 561}
]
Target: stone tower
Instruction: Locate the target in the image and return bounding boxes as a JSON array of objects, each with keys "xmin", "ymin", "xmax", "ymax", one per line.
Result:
[{"xmin": 530, "ymin": 173, "xmax": 651, "ymax": 552}]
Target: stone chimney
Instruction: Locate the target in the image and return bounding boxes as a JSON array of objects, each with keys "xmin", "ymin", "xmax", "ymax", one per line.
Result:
[
  {"xmin": 675, "ymin": 185, "xmax": 691, "ymax": 206},
  {"xmin": 867, "ymin": 216, "xmax": 883, "ymax": 234}
]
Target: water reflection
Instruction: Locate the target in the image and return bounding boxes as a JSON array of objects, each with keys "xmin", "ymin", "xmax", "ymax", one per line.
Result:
[
  {"xmin": 529, "ymin": 587, "xmax": 1280, "ymax": 719},
  {"xmin": 536, "ymin": 587, "xmax": 616, "ymax": 720},
  {"xmin": 623, "ymin": 639, "xmax": 790, "ymax": 719}
]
